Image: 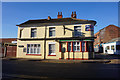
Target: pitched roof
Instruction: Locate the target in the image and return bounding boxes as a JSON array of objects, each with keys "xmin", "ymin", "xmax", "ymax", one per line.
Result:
[
  {"xmin": 94, "ymin": 24, "xmax": 120, "ymax": 35},
  {"xmin": 108, "ymin": 37, "xmax": 120, "ymax": 42},
  {"xmin": 17, "ymin": 18, "xmax": 96, "ymax": 27}
]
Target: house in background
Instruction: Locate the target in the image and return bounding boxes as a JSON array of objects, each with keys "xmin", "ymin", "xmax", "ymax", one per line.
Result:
[
  {"xmin": 16, "ymin": 12, "xmax": 96, "ymax": 60},
  {"xmin": 0, "ymin": 38, "xmax": 17, "ymax": 57},
  {"xmin": 94, "ymin": 25, "xmax": 120, "ymax": 53},
  {"xmin": 103, "ymin": 37, "xmax": 120, "ymax": 55}
]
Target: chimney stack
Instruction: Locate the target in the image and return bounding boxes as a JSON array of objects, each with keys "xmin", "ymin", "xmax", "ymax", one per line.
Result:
[
  {"xmin": 57, "ymin": 12, "xmax": 63, "ymax": 19},
  {"xmin": 71, "ymin": 11, "xmax": 76, "ymax": 18},
  {"xmin": 48, "ymin": 16, "xmax": 51, "ymax": 20}
]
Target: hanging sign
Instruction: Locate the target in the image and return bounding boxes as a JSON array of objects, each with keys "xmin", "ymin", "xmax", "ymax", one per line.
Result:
[{"xmin": 85, "ymin": 25, "xmax": 94, "ymax": 31}]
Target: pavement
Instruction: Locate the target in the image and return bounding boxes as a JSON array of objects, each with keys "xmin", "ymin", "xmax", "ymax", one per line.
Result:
[
  {"xmin": 2, "ymin": 53, "xmax": 120, "ymax": 64},
  {"xmin": 1, "ymin": 57, "xmax": 114, "ymax": 64}
]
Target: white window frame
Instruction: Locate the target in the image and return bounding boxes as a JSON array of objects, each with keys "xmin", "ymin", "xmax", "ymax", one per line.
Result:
[
  {"xmin": 49, "ymin": 27, "xmax": 55, "ymax": 37},
  {"xmin": 27, "ymin": 44, "xmax": 40, "ymax": 54},
  {"xmin": 48, "ymin": 43, "xmax": 56, "ymax": 55},
  {"xmin": 73, "ymin": 42, "xmax": 80, "ymax": 51},
  {"xmin": 31, "ymin": 28, "xmax": 37, "ymax": 38}
]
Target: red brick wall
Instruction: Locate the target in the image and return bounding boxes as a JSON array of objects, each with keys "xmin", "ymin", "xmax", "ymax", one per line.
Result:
[
  {"xmin": 94, "ymin": 25, "xmax": 120, "ymax": 45},
  {"xmin": 6, "ymin": 46, "xmax": 16, "ymax": 57}
]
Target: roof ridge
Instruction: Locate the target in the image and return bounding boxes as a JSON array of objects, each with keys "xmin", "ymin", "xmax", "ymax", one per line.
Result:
[{"xmin": 17, "ymin": 17, "xmax": 96, "ymax": 26}]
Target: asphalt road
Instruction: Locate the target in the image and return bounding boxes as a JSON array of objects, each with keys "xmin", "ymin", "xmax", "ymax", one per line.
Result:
[{"xmin": 2, "ymin": 59, "xmax": 120, "ymax": 80}]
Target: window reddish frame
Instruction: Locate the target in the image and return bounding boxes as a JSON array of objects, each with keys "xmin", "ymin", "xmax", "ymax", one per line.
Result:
[
  {"xmin": 80, "ymin": 41, "xmax": 82, "ymax": 52},
  {"xmin": 71, "ymin": 42, "xmax": 73, "ymax": 52},
  {"xmin": 66, "ymin": 42, "xmax": 68, "ymax": 52},
  {"xmin": 61, "ymin": 41, "xmax": 90, "ymax": 52},
  {"xmin": 85, "ymin": 41, "xmax": 87, "ymax": 52},
  {"xmin": 48, "ymin": 55, "xmax": 56, "ymax": 56},
  {"xmin": 59, "ymin": 42, "xmax": 61, "ymax": 52}
]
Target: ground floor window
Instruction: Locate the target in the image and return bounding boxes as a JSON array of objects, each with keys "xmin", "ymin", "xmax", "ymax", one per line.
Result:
[
  {"xmin": 73, "ymin": 42, "xmax": 80, "ymax": 51},
  {"xmin": 82, "ymin": 42, "xmax": 85, "ymax": 51},
  {"xmin": 49, "ymin": 44, "xmax": 56, "ymax": 55},
  {"xmin": 111, "ymin": 45, "xmax": 115, "ymax": 50},
  {"xmin": 27, "ymin": 44, "xmax": 40, "ymax": 54},
  {"xmin": 59, "ymin": 41, "xmax": 93, "ymax": 52},
  {"xmin": 106, "ymin": 46, "xmax": 110, "ymax": 50},
  {"xmin": 68, "ymin": 42, "xmax": 71, "ymax": 52},
  {"xmin": 67, "ymin": 41, "xmax": 86, "ymax": 52}
]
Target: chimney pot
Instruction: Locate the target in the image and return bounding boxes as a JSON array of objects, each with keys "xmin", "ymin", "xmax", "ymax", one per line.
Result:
[
  {"xmin": 71, "ymin": 11, "xmax": 76, "ymax": 18},
  {"xmin": 57, "ymin": 12, "xmax": 63, "ymax": 19},
  {"xmin": 48, "ymin": 16, "xmax": 51, "ymax": 20}
]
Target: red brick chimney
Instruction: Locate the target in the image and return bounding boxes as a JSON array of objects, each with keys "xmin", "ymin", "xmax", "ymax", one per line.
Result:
[
  {"xmin": 57, "ymin": 12, "xmax": 63, "ymax": 19},
  {"xmin": 71, "ymin": 11, "xmax": 76, "ymax": 18}
]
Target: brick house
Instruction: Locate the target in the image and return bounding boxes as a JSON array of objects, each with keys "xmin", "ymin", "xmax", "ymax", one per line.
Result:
[
  {"xmin": 0, "ymin": 38, "xmax": 17, "ymax": 57},
  {"xmin": 94, "ymin": 25, "xmax": 120, "ymax": 52}
]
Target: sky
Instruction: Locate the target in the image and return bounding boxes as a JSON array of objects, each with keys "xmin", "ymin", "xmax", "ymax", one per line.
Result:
[{"xmin": 2, "ymin": 2, "xmax": 118, "ymax": 38}]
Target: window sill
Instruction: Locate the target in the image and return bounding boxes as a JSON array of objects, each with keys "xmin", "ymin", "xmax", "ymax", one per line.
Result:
[
  {"xmin": 26, "ymin": 54, "xmax": 41, "ymax": 56},
  {"xmin": 48, "ymin": 55, "xmax": 56, "ymax": 56},
  {"xmin": 31, "ymin": 37, "xmax": 37, "ymax": 38},
  {"xmin": 49, "ymin": 36, "xmax": 55, "ymax": 38}
]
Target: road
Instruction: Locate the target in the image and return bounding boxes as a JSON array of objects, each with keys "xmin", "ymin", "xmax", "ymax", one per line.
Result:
[{"xmin": 2, "ymin": 59, "xmax": 120, "ymax": 80}]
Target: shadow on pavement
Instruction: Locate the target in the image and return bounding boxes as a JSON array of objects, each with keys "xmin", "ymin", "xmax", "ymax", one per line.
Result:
[{"xmin": 94, "ymin": 53, "xmax": 120, "ymax": 59}]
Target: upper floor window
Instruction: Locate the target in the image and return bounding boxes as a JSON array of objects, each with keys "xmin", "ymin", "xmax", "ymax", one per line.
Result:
[
  {"xmin": 74, "ymin": 26, "xmax": 81, "ymax": 37},
  {"xmin": 31, "ymin": 28, "xmax": 37, "ymax": 37},
  {"xmin": 49, "ymin": 27, "xmax": 55, "ymax": 37},
  {"xmin": 85, "ymin": 25, "xmax": 94, "ymax": 31}
]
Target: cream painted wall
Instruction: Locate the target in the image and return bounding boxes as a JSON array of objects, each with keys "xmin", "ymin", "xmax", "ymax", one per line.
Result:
[
  {"xmin": 18, "ymin": 24, "xmax": 94, "ymax": 39},
  {"xmin": 17, "ymin": 40, "xmax": 44, "ymax": 59},
  {"xmin": 17, "ymin": 39, "xmax": 93, "ymax": 59},
  {"xmin": 37, "ymin": 27, "xmax": 45, "ymax": 38},
  {"xmin": 17, "ymin": 23, "xmax": 94, "ymax": 59}
]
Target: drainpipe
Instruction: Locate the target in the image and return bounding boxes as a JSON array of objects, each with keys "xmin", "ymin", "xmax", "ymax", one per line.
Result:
[{"xmin": 44, "ymin": 26, "xmax": 47, "ymax": 60}]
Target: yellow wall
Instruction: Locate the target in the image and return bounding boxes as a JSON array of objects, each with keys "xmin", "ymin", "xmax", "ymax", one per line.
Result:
[
  {"xmin": 17, "ymin": 23, "xmax": 94, "ymax": 59},
  {"xmin": 18, "ymin": 24, "xmax": 94, "ymax": 39},
  {"xmin": 17, "ymin": 39, "xmax": 93, "ymax": 59},
  {"xmin": 17, "ymin": 40, "xmax": 44, "ymax": 59}
]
